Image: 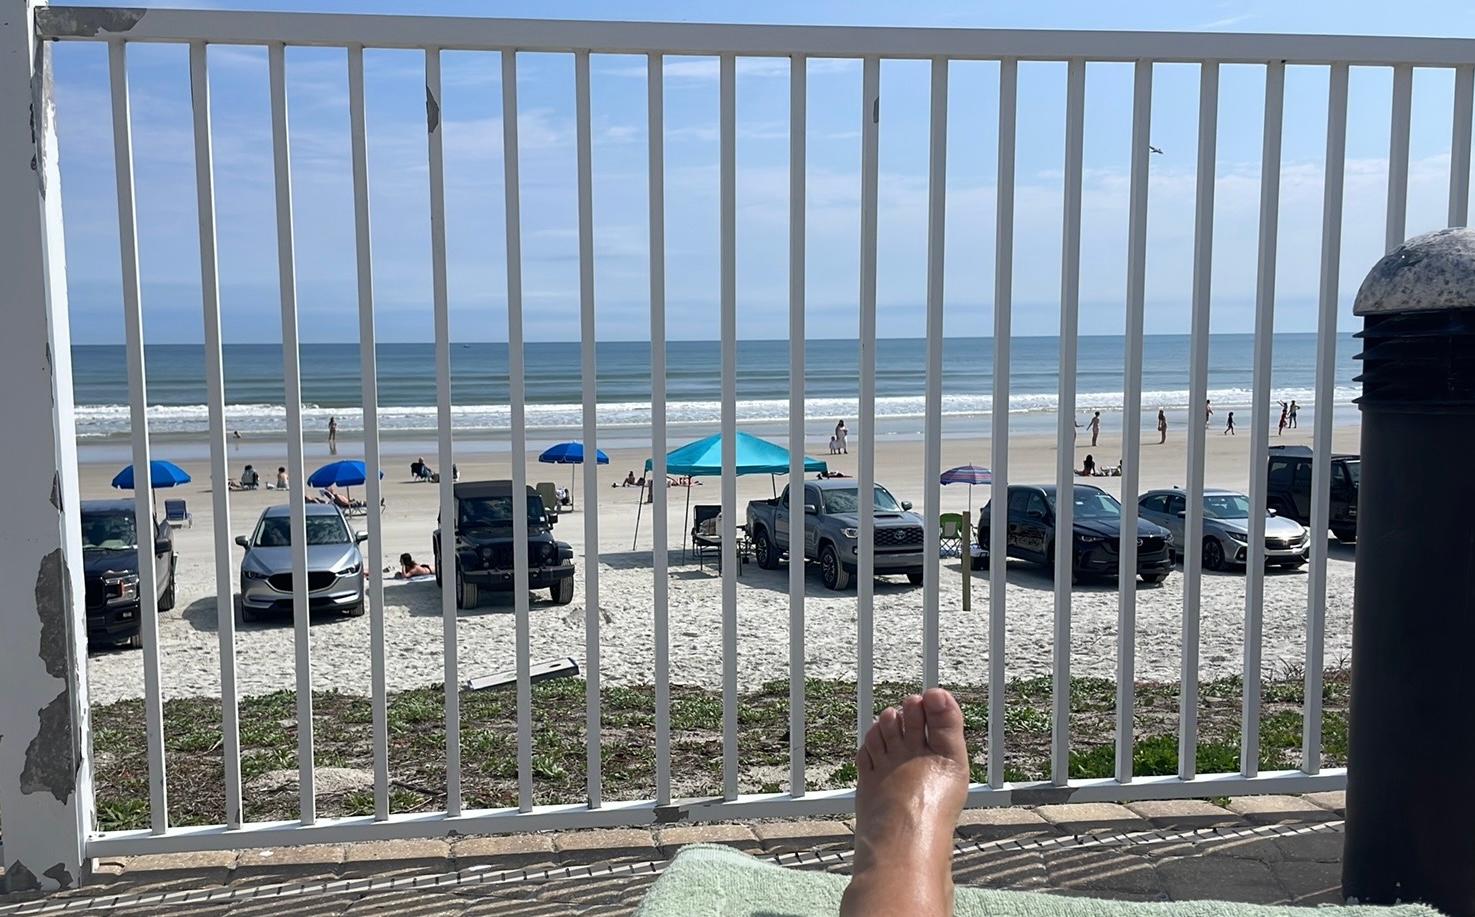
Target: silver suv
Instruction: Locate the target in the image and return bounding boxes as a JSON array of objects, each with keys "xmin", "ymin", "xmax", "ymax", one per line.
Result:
[
  {"xmin": 1138, "ymin": 488, "xmax": 1309, "ymax": 572},
  {"xmin": 236, "ymin": 503, "xmax": 367, "ymax": 622}
]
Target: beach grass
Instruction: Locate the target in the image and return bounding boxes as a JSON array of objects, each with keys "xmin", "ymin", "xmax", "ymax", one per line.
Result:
[{"xmin": 89, "ymin": 665, "xmax": 1350, "ymax": 831}]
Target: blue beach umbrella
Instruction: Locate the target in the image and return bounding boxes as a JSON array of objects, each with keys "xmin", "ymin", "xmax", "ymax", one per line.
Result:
[
  {"xmin": 539, "ymin": 442, "xmax": 611, "ymax": 498},
  {"xmin": 308, "ymin": 459, "xmax": 382, "ymax": 501},
  {"xmin": 941, "ymin": 464, "xmax": 991, "ymax": 516},
  {"xmin": 112, "ymin": 460, "xmax": 191, "ymax": 490}
]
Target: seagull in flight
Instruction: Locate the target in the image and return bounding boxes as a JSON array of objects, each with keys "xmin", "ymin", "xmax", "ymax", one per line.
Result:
[{"xmin": 1148, "ymin": 145, "xmax": 1164, "ymax": 155}]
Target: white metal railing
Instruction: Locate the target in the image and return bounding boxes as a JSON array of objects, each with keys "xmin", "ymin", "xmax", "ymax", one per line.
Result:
[{"xmin": 11, "ymin": 2, "xmax": 1473, "ymax": 870}]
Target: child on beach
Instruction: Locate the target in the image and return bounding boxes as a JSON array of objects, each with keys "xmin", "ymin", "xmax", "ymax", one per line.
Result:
[{"xmin": 1224, "ymin": 411, "xmax": 1236, "ymax": 435}]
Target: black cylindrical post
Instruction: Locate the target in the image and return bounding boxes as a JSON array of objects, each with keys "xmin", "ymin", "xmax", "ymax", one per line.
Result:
[{"xmin": 1344, "ymin": 228, "xmax": 1475, "ymax": 916}]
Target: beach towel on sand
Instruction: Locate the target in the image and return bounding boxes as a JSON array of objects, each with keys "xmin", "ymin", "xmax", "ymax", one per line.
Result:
[{"xmin": 634, "ymin": 844, "xmax": 1442, "ymax": 917}]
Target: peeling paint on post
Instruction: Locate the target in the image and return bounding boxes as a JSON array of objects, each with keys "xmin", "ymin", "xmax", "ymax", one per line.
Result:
[{"xmin": 0, "ymin": 0, "xmax": 94, "ymax": 891}]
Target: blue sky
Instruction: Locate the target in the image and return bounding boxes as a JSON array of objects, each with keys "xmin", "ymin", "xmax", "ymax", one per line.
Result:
[{"xmin": 52, "ymin": 0, "xmax": 1475, "ymax": 344}]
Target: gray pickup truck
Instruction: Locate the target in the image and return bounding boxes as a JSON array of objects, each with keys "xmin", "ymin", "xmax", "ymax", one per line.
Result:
[{"xmin": 746, "ymin": 479, "xmax": 927, "ymax": 590}]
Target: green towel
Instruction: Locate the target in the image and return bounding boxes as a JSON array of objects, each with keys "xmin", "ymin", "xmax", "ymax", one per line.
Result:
[{"xmin": 635, "ymin": 844, "xmax": 1442, "ymax": 917}]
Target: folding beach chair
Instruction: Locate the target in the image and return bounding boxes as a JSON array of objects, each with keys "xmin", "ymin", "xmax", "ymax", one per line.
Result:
[
  {"xmin": 938, "ymin": 512, "xmax": 965, "ymax": 558},
  {"xmin": 163, "ymin": 498, "xmax": 192, "ymax": 528}
]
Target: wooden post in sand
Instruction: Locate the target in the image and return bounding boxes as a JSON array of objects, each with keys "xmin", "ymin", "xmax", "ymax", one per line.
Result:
[{"xmin": 0, "ymin": 0, "xmax": 93, "ymax": 890}]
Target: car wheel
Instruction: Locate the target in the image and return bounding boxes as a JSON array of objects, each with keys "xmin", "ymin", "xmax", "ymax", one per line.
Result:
[
  {"xmin": 1332, "ymin": 528, "xmax": 1357, "ymax": 543},
  {"xmin": 551, "ymin": 577, "xmax": 575, "ymax": 605},
  {"xmin": 906, "ymin": 570, "xmax": 925, "ymax": 586},
  {"xmin": 158, "ymin": 564, "xmax": 177, "ymax": 612},
  {"xmin": 970, "ymin": 552, "xmax": 988, "ymax": 571},
  {"xmin": 820, "ymin": 544, "xmax": 850, "ymax": 591},
  {"xmin": 434, "ymin": 549, "xmax": 442, "ymax": 588},
  {"xmin": 754, "ymin": 529, "xmax": 779, "ymax": 570},
  {"xmin": 343, "ymin": 601, "xmax": 366, "ymax": 617},
  {"xmin": 1203, "ymin": 537, "xmax": 1225, "ymax": 572},
  {"xmin": 1140, "ymin": 572, "xmax": 1168, "ymax": 585},
  {"xmin": 455, "ymin": 565, "xmax": 478, "ymax": 610},
  {"xmin": 126, "ymin": 631, "xmax": 143, "ymax": 649},
  {"xmin": 1047, "ymin": 543, "xmax": 1077, "ymax": 585},
  {"xmin": 237, "ymin": 594, "xmax": 256, "ymax": 624}
]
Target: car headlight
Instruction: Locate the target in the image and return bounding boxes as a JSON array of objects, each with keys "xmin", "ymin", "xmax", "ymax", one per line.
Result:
[
  {"xmin": 1227, "ymin": 531, "xmax": 1248, "ymax": 543},
  {"xmin": 339, "ymin": 562, "xmax": 362, "ymax": 576},
  {"xmin": 842, "ymin": 527, "xmax": 858, "ymax": 539},
  {"xmin": 1078, "ymin": 534, "xmax": 1103, "ymax": 544},
  {"xmin": 242, "ymin": 569, "xmax": 269, "ymax": 580},
  {"xmin": 106, "ymin": 573, "xmax": 139, "ymax": 601}
]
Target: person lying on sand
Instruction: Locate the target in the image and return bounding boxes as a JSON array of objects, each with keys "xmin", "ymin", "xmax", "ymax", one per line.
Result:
[
  {"xmin": 394, "ymin": 553, "xmax": 434, "ymax": 579},
  {"xmin": 841, "ymin": 687, "xmax": 969, "ymax": 917}
]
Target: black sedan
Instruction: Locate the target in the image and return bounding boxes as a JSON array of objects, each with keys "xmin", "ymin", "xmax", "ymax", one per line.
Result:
[{"xmin": 973, "ymin": 484, "xmax": 1173, "ymax": 584}]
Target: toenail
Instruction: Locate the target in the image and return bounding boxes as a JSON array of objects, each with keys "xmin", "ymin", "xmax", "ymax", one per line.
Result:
[{"xmin": 924, "ymin": 690, "xmax": 950, "ymax": 713}]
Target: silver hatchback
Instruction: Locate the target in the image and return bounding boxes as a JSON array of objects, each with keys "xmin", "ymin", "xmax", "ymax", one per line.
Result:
[
  {"xmin": 236, "ymin": 503, "xmax": 367, "ymax": 622},
  {"xmin": 1139, "ymin": 488, "xmax": 1309, "ymax": 572}
]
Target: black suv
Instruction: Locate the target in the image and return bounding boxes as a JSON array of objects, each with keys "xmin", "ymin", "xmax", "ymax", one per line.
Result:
[
  {"xmin": 80, "ymin": 499, "xmax": 177, "ymax": 648},
  {"xmin": 432, "ymin": 481, "xmax": 575, "ymax": 609},
  {"xmin": 972, "ymin": 484, "xmax": 1174, "ymax": 584},
  {"xmin": 1266, "ymin": 445, "xmax": 1360, "ymax": 542}
]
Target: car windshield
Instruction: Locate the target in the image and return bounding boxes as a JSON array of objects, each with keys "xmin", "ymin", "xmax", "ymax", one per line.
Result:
[
  {"xmin": 459, "ymin": 495, "xmax": 547, "ymax": 528},
  {"xmin": 821, "ymin": 486, "xmax": 903, "ymax": 514},
  {"xmin": 254, "ymin": 514, "xmax": 350, "ymax": 547},
  {"xmin": 1053, "ymin": 489, "xmax": 1120, "ymax": 520},
  {"xmin": 1203, "ymin": 493, "xmax": 1251, "ymax": 520},
  {"xmin": 1343, "ymin": 460, "xmax": 1360, "ymax": 486},
  {"xmin": 81, "ymin": 512, "xmax": 136, "ymax": 550}
]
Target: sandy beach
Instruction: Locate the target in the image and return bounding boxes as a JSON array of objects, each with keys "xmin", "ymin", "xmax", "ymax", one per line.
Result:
[{"xmin": 80, "ymin": 422, "xmax": 1358, "ymax": 707}]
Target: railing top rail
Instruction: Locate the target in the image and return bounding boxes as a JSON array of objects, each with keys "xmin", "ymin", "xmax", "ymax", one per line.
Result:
[{"xmin": 34, "ymin": 6, "xmax": 1475, "ymax": 66}]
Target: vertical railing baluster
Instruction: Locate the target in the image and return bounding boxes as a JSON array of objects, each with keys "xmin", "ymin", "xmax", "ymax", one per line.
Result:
[
  {"xmin": 1304, "ymin": 62, "xmax": 1349, "ymax": 778},
  {"xmin": 649, "ymin": 51, "xmax": 671, "ymax": 808},
  {"xmin": 788, "ymin": 52, "xmax": 808, "ymax": 798},
  {"xmin": 267, "ymin": 41, "xmax": 315, "ymax": 822},
  {"xmin": 1386, "ymin": 64, "xmax": 1412, "ymax": 252},
  {"xmin": 1052, "ymin": 58, "xmax": 1086, "ymax": 787},
  {"xmin": 857, "ymin": 55, "xmax": 880, "ymax": 743},
  {"xmin": 501, "ymin": 50, "xmax": 534, "ymax": 814},
  {"xmin": 108, "ymin": 39, "xmax": 168, "ymax": 834},
  {"xmin": 1450, "ymin": 65, "xmax": 1473, "ymax": 228},
  {"xmin": 1243, "ymin": 61, "xmax": 1285, "ymax": 779},
  {"xmin": 922, "ymin": 57, "xmax": 948, "ymax": 690},
  {"xmin": 1180, "ymin": 61, "xmax": 1219, "ymax": 781},
  {"xmin": 425, "ymin": 47, "xmax": 461, "ymax": 817},
  {"xmin": 1115, "ymin": 59, "xmax": 1153, "ymax": 785},
  {"xmin": 988, "ymin": 58, "xmax": 1017, "ymax": 790},
  {"xmin": 346, "ymin": 43, "xmax": 389, "ymax": 823},
  {"xmin": 719, "ymin": 52, "xmax": 739, "ymax": 801},
  {"xmin": 574, "ymin": 50, "xmax": 603, "ymax": 809},
  {"xmin": 189, "ymin": 40, "xmax": 242, "ymax": 829}
]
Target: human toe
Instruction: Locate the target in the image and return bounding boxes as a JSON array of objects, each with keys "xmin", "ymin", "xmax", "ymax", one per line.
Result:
[
  {"xmin": 921, "ymin": 688, "xmax": 968, "ymax": 764},
  {"xmin": 901, "ymin": 695, "xmax": 925, "ymax": 748},
  {"xmin": 877, "ymin": 706, "xmax": 903, "ymax": 753}
]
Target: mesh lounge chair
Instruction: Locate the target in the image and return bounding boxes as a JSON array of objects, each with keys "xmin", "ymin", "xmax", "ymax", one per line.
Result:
[
  {"xmin": 164, "ymin": 498, "xmax": 192, "ymax": 528},
  {"xmin": 939, "ymin": 512, "xmax": 965, "ymax": 558}
]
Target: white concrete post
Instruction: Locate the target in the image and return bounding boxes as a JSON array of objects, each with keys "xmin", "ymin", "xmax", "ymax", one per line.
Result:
[{"xmin": 0, "ymin": 0, "xmax": 94, "ymax": 891}]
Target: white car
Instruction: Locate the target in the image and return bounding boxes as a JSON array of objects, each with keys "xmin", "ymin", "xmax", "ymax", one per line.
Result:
[{"xmin": 1138, "ymin": 488, "xmax": 1309, "ymax": 572}]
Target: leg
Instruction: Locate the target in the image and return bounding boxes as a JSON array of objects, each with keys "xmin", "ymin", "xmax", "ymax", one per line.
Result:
[{"xmin": 841, "ymin": 688, "xmax": 969, "ymax": 917}]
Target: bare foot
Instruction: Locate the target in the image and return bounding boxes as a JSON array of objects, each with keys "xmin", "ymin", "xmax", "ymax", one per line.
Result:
[{"xmin": 840, "ymin": 687, "xmax": 970, "ymax": 917}]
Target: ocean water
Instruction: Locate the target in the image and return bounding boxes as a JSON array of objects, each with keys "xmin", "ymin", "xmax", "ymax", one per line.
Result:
[{"xmin": 72, "ymin": 334, "xmax": 1361, "ymax": 449}]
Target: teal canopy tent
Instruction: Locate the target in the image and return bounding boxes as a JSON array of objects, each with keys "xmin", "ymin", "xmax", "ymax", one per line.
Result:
[{"xmin": 635, "ymin": 432, "xmax": 829, "ymax": 550}]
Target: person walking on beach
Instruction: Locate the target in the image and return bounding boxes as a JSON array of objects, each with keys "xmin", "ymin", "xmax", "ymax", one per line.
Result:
[
  {"xmin": 1157, "ymin": 408, "xmax": 1168, "ymax": 444},
  {"xmin": 1088, "ymin": 411, "xmax": 1101, "ymax": 447},
  {"xmin": 835, "ymin": 419, "xmax": 848, "ymax": 455},
  {"xmin": 1205, "ymin": 400, "xmax": 1213, "ymax": 424},
  {"xmin": 1289, "ymin": 399, "xmax": 1299, "ymax": 428},
  {"xmin": 1277, "ymin": 400, "xmax": 1289, "ymax": 436},
  {"xmin": 1224, "ymin": 411, "xmax": 1235, "ymax": 435},
  {"xmin": 327, "ymin": 416, "xmax": 338, "ymax": 453}
]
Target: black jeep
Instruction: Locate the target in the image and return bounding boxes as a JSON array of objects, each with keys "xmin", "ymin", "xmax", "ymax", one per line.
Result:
[
  {"xmin": 1266, "ymin": 445, "xmax": 1360, "ymax": 542},
  {"xmin": 432, "ymin": 481, "xmax": 575, "ymax": 609}
]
